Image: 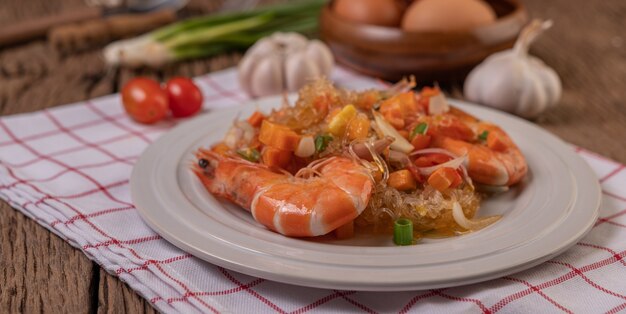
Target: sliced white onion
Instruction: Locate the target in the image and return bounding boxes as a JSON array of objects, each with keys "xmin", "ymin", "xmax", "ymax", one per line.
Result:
[
  {"xmin": 416, "ymin": 155, "xmax": 467, "ymax": 176},
  {"xmin": 237, "ymin": 121, "xmax": 255, "ymax": 144},
  {"xmin": 295, "ymin": 136, "xmax": 315, "ymax": 157},
  {"xmin": 372, "ymin": 112, "xmax": 413, "ymax": 153},
  {"xmin": 411, "ymin": 148, "xmax": 459, "ymax": 158},
  {"xmin": 451, "ymin": 202, "xmax": 501, "ymax": 231},
  {"xmin": 428, "ymin": 93, "xmax": 450, "ymax": 115}
]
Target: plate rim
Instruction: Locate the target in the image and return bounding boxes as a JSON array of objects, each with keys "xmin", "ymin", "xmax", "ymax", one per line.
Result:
[{"xmin": 131, "ymin": 97, "xmax": 601, "ymax": 291}]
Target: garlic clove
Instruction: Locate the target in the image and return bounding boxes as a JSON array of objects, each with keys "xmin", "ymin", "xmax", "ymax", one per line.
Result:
[
  {"xmin": 305, "ymin": 40, "xmax": 334, "ymax": 76},
  {"xmin": 249, "ymin": 54, "xmax": 283, "ymax": 97},
  {"xmin": 463, "ymin": 19, "xmax": 562, "ymax": 119},
  {"xmin": 285, "ymin": 52, "xmax": 320, "ymax": 92},
  {"xmin": 529, "ymin": 57, "xmax": 562, "ymax": 109}
]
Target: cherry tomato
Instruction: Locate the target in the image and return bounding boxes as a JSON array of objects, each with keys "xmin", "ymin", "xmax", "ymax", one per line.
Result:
[
  {"xmin": 121, "ymin": 78, "xmax": 168, "ymax": 124},
  {"xmin": 165, "ymin": 77, "xmax": 203, "ymax": 118}
]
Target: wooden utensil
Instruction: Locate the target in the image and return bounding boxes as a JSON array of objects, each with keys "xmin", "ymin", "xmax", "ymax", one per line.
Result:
[
  {"xmin": 48, "ymin": 9, "xmax": 176, "ymax": 53},
  {"xmin": 0, "ymin": 7, "xmax": 103, "ymax": 47}
]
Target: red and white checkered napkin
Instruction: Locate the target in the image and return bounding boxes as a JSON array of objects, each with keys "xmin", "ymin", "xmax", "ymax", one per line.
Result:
[{"xmin": 1, "ymin": 67, "xmax": 625, "ymax": 314}]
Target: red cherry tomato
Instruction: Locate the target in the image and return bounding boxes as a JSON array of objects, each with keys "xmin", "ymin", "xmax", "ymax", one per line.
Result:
[
  {"xmin": 165, "ymin": 77, "xmax": 203, "ymax": 118},
  {"xmin": 121, "ymin": 78, "xmax": 168, "ymax": 124}
]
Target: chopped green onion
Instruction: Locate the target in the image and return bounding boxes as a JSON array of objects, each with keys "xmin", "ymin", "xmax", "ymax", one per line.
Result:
[
  {"xmin": 103, "ymin": 0, "xmax": 326, "ymax": 67},
  {"xmin": 478, "ymin": 130, "xmax": 489, "ymax": 141},
  {"xmin": 315, "ymin": 134, "xmax": 333, "ymax": 153},
  {"xmin": 410, "ymin": 122, "xmax": 429, "ymax": 139},
  {"xmin": 393, "ymin": 218, "xmax": 414, "ymax": 246},
  {"xmin": 237, "ymin": 148, "xmax": 260, "ymax": 162}
]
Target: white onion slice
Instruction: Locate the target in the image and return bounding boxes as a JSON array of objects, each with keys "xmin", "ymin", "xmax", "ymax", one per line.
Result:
[
  {"xmin": 411, "ymin": 148, "xmax": 459, "ymax": 158},
  {"xmin": 416, "ymin": 155, "xmax": 467, "ymax": 176},
  {"xmin": 428, "ymin": 93, "xmax": 450, "ymax": 115},
  {"xmin": 295, "ymin": 136, "xmax": 315, "ymax": 157},
  {"xmin": 372, "ymin": 112, "xmax": 413, "ymax": 153},
  {"xmin": 452, "ymin": 202, "xmax": 500, "ymax": 231}
]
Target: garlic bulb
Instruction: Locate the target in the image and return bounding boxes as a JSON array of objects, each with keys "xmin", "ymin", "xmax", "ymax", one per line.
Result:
[
  {"xmin": 238, "ymin": 32, "xmax": 334, "ymax": 98},
  {"xmin": 464, "ymin": 20, "xmax": 562, "ymax": 119}
]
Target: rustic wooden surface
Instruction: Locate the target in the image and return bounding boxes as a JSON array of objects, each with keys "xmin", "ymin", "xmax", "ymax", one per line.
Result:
[{"xmin": 1, "ymin": 0, "xmax": 625, "ymax": 312}]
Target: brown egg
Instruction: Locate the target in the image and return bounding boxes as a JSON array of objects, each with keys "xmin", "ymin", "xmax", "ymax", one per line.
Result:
[
  {"xmin": 402, "ymin": 0, "xmax": 497, "ymax": 32},
  {"xmin": 334, "ymin": 0, "xmax": 404, "ymax": 27}
]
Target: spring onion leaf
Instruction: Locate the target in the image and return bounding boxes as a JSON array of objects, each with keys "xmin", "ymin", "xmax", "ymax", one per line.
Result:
[
  {"xmin": 393, "ymin": 218, "xmax": 414, "ymax": 246},
  {"xmin": 478, "ymin": 130, "xmax": 489, "ymax": 141},
  {"xmin": 315, "ymin": 134, "xmax": 333, "ymax": 153},
  {"xmin": 411, "ymin": 122, "xmax": 429, "ymax": 139},
  {"xmin": 237, "ymin": 148, "xmax": 260, "ymax": 162}
]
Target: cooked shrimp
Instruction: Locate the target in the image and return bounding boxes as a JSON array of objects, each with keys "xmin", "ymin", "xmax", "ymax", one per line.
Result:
[
  {"xmin": 427, "ymin": 108, "xmax": 527, "ymax": 186},
  {"xmin": 193, "ymin": 151, "xmax": 374, "ymax": 237}
]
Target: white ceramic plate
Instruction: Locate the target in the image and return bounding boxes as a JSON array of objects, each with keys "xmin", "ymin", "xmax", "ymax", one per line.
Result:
[{"xmin": 131, "ymin": 96, "xmax": 601, "ymax": 291}]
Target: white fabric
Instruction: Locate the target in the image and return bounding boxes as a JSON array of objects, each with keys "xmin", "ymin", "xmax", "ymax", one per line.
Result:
[{"xmin": 1, "ymin": 67, "xmax": 625, "ymax": 313}]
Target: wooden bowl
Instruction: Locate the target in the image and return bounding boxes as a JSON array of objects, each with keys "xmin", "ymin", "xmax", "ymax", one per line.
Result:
[{"xmin": 320, "ymin": 0, "xmax": 528, "ymax": 83}]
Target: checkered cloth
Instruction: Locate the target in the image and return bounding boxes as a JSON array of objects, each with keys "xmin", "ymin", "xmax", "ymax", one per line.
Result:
[{"xmin": 1, "ymin": 67, "xmax": 625, "ymax": 314}]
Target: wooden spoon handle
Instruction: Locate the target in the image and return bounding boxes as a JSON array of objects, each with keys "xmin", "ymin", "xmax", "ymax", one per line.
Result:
[
  {"xmin": 48, "ymin": 10, "xmax": 177, "ymax": 53},
  {"xmin": 0, "ymin": 7, "xmax": 102, "ymax": 47}
]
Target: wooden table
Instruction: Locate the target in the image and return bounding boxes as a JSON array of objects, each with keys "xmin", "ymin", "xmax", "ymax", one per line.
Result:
[{"xmin": 1, "ymin": 0, "xmax": 624, "ymax": 312}]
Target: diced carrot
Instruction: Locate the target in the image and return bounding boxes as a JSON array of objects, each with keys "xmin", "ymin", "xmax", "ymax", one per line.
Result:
[
  {"xmin": 346, "ymin": 113, "xmax": 370, "ymax": 140},
  {"xmin": 211, "ymin": 143, "xmax": 230, "ymax": 155},
  {"xmin": 427, "ymin": 167, "xmax": 462, "ymax": 192},
  {"xmin": 247, "ymin": 111, "xmax": 266, "ymax": 128},
  {"xmin": 262, "ymin": 146, "xmax": 291, "ymax": 169},
  {"xmin": 410, "ymin": 134, "xmax": 432, "ymax": 150},
  {"xmin": 487, "ymin": 131, "xmax": 509, "ymax": 152},
  {"xmin": 258, "ymin": 120, "xmax": 301, "ymax": 151},
  {"xmin": 334, "ymin": 220, "xmax": 354, "ymax": 239},
  {"xmin": 414, "ymin": 153, "xmax": 451, "ymax": 167},
  {"xmin": 388, "ymin": 169, "xmax": 417, "ymax": 191}
]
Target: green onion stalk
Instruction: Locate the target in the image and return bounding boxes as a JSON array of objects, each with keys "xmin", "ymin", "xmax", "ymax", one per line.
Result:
[
  {"xmin": 103, "ymin": 0, "xmax": 326, "ymax": 68},
  {"xmin": 393, "ymin": 218, "xmax": 414, "ymax": 246}
]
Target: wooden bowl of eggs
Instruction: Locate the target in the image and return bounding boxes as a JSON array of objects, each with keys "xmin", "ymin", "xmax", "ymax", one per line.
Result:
[{"xmin": 320, "ymin": 0, "xmax": 528, "ymax": 82}]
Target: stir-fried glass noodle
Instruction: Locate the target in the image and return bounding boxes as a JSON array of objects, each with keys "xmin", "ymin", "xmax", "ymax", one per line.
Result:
[{"xmin": 193, "ymin": 78, "xmax": 527, "ymax": 243}]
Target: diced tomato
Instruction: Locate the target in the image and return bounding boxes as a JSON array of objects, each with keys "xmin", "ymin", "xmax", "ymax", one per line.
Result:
[
  {"xmin": 487, "ymin": 131, "xmax": 509, "ymax": 152},
  {"xmin": 410, "ymin": 134, "xmax": 432, "ymax": 150},
  {"xmin": 355, "ymin": 90, "xmax": 380, "ymax": 110},
  {"xmin": 433, "ymin": 116, "xmax": 475, "ymax": 141},
  {"xmin": 247, "ymin": 111, "xmax": 265, "ymax": 128},
  {"xmin": 380, "ymin": 91, "xmax": 419, "ymax": 129},
  {"xmin": 414, "ymin": 153, "xmax": 452, "ymax": 167}
]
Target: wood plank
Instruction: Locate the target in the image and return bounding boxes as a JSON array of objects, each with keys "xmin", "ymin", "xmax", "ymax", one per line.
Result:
[
  {"xmin": 97, "ymin": 270, "xmax": 156, "ymax": 314},
  {"xmin": 524, "ymin": 0, "xmax": 626, "ymax": 164},
  {"xmin": 0, "ymin": 205, "xmax": 94, "ymax": 313},
  {"xmin": 0, "ymin": 0, "xmax": 624, "ymax": 313}
]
